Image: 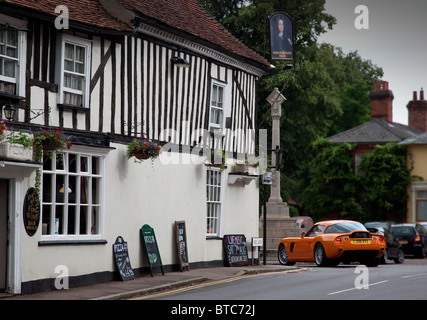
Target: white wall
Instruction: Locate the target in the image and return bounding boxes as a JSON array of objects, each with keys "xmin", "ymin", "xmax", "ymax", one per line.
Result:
[{"xmin": 19, "ymin": 143, "xmax": 260, "ymax": 282}]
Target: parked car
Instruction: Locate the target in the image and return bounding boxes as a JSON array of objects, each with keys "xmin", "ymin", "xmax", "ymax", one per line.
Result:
[
  {"xmin": 390, "ymin": 223, "xmax": 427, "ymax": 258},
  {"xmin": 364, "ymin": 221, "xmax": 395, "ymax": 231},
  {"xmin": 277, "ymin": 220, "xmax": 386, "ymax": 267},
  {"xmin": 420, "ymin": 222, "xmax": 427, "ymax": 233},
  {"xmin": 365, "ymin": 226, "xmax": 404, "ymax": 264}
]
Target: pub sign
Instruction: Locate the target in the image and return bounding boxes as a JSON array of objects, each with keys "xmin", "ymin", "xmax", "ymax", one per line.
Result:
[{"xmin": 269, "ymin": 12, "xmax": 294, "ymax": 61}]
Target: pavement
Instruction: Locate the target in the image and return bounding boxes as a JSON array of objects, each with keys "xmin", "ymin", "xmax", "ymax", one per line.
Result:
[{"xmin": 0, "ymin": 263, "xmax": 299, "ymax": 300}]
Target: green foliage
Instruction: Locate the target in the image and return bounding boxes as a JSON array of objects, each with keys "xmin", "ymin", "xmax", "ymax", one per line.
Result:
[
  {"xmin": 4, "ymin": 129, "xmax": 33, "ymax": 147},
  {"xmin": 299, "ymin": 139, "xmax": 360, "ymax": 220},
  {"xmin": 328, "ymin": 81, "xmax": 372, "ymax": 136},
  {"xmin": 299, "ymin": 140, "xmax": 416, "ymax": 222},
  {"xmin": 358, "ymin": 143, "xmax": 414, "ymax": 221},
  {"xmin": 197, "ymin": 0, "xmax": 384, "ymax": 213}
]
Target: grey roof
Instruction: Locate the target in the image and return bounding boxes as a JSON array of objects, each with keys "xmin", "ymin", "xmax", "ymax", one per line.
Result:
[
  {"xmin": 328, "ymin": 119, "xmax": 422, "ymax": 144},
  {"xmin": 399, "ymin": 131, "xmax": 427, "ymax": 145}
]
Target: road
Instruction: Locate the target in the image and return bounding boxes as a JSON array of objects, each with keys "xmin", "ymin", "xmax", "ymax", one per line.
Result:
[{"xmin": 138, "ymin": 258, "xmax": 427, "ymax": 301}]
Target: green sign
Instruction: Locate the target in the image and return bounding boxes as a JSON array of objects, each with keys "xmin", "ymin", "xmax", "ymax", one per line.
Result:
[{"xmin": 140, "ymin": 224, "xmax": 164, "ymax": 277}]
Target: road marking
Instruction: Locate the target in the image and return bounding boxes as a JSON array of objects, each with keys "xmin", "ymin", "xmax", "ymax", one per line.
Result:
[
  {"xmin": 328, "ymin": 280, "xmax": 389, "ymax": 295},
  {"xmin": 402, "ymin": 273, "xmax": 427, "ymax": 279},
  {"xmin": 131, "ymin": 268, "xmax": 310, "ymax": 300}
]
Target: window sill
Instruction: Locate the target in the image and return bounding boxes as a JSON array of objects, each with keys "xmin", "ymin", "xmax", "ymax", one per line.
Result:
[
  {"xmin": 38, "ymin": 239, "xmax": 107, "ymax": 246},
  {"xmin": 0, "ymin": 91, "xmax": 25, "ymax": 102},
  {"xmin": 57, "ymin": 103, "xmax": 90, "ymax": 112},
  {"xmin": 206, "ymin": 236, "xmax": 222, "ymax": 240}
]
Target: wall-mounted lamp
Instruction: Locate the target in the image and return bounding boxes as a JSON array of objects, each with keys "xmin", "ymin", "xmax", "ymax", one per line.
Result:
[
  {"xmin": 0, "ymin": 103, "xmax": 16, "ymax": 121},
  {"xmin": 171, "ymin": 56, "xmax": 190, "ymax": 68},
  {"xmin": 283, "ymin": 64, "xmax": 293, "ymax": 71}
]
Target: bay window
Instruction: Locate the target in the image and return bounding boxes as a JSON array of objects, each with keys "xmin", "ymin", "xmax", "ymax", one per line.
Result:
[{"xmin": 41, "ymin": 150, "xmax": 104, "ymax": 241}]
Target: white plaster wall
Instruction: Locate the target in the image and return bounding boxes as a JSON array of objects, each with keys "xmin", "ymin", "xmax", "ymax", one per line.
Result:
[{"xmin": 19, "ymin": 143, "xmax": 260, "ymax": 282}]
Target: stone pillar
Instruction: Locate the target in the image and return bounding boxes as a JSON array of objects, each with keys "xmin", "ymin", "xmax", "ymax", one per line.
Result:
[{"xmin": 265, "ymin": 88, "xmax": 289, "ymax": 217}]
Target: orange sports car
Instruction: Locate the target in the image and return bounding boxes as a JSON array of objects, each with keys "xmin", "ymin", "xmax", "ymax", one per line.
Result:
[{"xmin": 278, "ymin": 220, "xmax": 386, "ymax": 267}]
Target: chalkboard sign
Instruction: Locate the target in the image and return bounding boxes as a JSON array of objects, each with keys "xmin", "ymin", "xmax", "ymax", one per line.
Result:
[
  {"xmin": 112, "ymin": 236, "xmax": 135, "ymax": 281},
  {"xmin": 23, "ymin": 187, "xmax": 40, "ymax": 236},
  {"xmin": 175, "ymin": 221, "xmax": 189, "ymax": 271},
  {"xmin": 223, "ymin": 234, "xmax": 249, "ymax": 267},
  {"xmin": 141, "ymin": 224, "xmax": 164, "ymax": 276}
]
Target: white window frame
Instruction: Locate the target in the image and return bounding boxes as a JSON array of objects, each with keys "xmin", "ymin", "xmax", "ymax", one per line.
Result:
[
  {"xmin": 58, "ymin": 34, "xmax": 91, "ymax": 108},
  {"xmin": 208, "ymin": 79, "xmax": 227, "ymax": 133},
  {"xmin": 40, "ymin": 147, "xmax": 105, "ymax": 242},
  {"xmin": 0, "ymin": 13, "xmax": 26, "ymax": 97},
  {"xmin": 206, "ymin": 167, "xmax": 225, "ymax": 237}
]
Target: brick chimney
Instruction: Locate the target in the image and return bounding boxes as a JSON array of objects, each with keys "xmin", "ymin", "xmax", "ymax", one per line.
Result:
[
  {"xmin": 369, "ymin": 80, "xmax": 394, "ymax": 122},
  {"xmin": 407, "ymin": 88, "xmax": 427, "ymax": 132}
]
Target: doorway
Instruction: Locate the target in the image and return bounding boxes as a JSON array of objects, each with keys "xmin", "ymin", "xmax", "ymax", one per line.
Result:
[{"xmin": 0, "ymin": 179, "xmax": 8, "ymax": 292}]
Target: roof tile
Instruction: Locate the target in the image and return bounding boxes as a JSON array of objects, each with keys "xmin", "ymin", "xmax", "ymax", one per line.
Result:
[{"xmin": 1, "ymin": 0, "xmax": 270, "ymax": 69}]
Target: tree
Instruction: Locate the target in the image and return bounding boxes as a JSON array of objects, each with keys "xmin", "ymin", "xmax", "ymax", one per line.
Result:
[
  {"xmin": 299, "ymin": 140, "xmax": 416, "ymax": 222},
  {"xmin": 358, "ymin": 143, "xmax": 415, "ymax": 222},
  {"xmin": 197, "ymin": 0, "xmax": 383, "ymax": 208},
  {"xmin": 328, "ymin": 81, "xmax": 372, "ymax": 136},
  {"xmin": 299, "ymin": 139, "xmax": 360, "ymax": 221}
]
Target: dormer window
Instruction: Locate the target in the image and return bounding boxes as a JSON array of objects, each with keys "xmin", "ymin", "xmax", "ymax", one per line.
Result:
[{"xmin": 58, "ymin": 35, "xmax": 91, "ymax": 108}]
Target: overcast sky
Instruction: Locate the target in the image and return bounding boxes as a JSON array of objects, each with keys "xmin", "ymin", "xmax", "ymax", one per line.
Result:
[{"xmin": 317, "ymin": 0, "xmax": 427, "ymax": 125}]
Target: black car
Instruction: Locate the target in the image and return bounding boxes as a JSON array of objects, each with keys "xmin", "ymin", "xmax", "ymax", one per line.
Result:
[
  {"xmin": 390, "ymin": 223, "xmax": 427, "ymax": 258},
  {"xmin": 365, "ymin": 221, "xmax": 395, "ymax": 230},
  {"xmin": 365, "ymin": 226, "xmax": 404, "ymax": 264}
]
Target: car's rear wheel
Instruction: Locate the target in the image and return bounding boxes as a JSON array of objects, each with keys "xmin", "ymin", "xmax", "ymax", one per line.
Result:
[
  {"xmin": 314, "ymin": 243, "xmax": 329, "ymax": 267},
  {"xmin": 278, "ymin": 244, "xmax": 295, "ymax": 266}
]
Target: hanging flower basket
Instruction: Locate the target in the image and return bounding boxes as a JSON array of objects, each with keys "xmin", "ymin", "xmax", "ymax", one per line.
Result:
[
  {"xmin": 34, "ymin": 128, "xmax": 72, "ymax": 160},
  {"xmin": 42, "ymin": 139, "xmax": 66, "ymax": 151},
  {"xmin": 126, "ymin": 138, "xmax": 161, "ymax": 161},
  {"xmin": 134, "ymin": 153, "xmax": 151, "ymax": 160}
]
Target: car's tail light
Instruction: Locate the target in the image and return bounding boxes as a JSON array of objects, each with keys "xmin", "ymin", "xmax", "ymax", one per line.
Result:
[
  {"xmin": 335, "ymin": 237, "xmax": 342, "ymax": 243},
  {"xmin": 379, "ymin": 237, "xmax": 384, "ymax": 243},
  {"xmin": 415, "ymin": 234, "xmax": 421, "ymax": 243}
]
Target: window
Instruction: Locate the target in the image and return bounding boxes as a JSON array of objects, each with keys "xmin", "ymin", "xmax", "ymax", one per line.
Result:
[
  {"xmin": 209, "ymin": 80, "xmax": 227, "ymax": 132},
  {"xmin": 41, "ymin": 150, "xmax": 104, "ymax": 241},
  {"xmin": 354, "ymin": 153, "xmax": 366, "ymax": 176},
  {"xmin": 305, "ymin": 225, "xmax": 325, "ymax": 237},
  {"xmin": 206, "ymin": 168, "xmax": 224, "ymax": 236},
  {"xmin": 59, "ymin": 35, "xmax": 91, "ymax": 107},
  {"xmin": 0, "ymin": 15, "xmax": 26, "ymax": 97},
  {"xmin": 324, "ymin": 222, "xmax": 367, "ymax": 234},
  {"xmin": 416, "ymin": 190, "xmax": 427, "ymax": 221}
]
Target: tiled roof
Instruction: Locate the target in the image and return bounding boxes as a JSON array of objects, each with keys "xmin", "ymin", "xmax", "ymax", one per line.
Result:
[
  {"xmin": 0, "ymin": 0, "xmax": 130, "ymax": 31},
  {"xmin": 0, "ymin": 0, "xmax": 271, "ymax": 70},
  {"xmin": 118, "ymin": 0, "xmax": 271, "ymax": 69},
  {"xmin": 328, "ymin": 119, "xmax": 422, "ymax": 144},
  {"xmin": 400, "ymin": 132, "xmax": 427, "ymax": 145}
]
